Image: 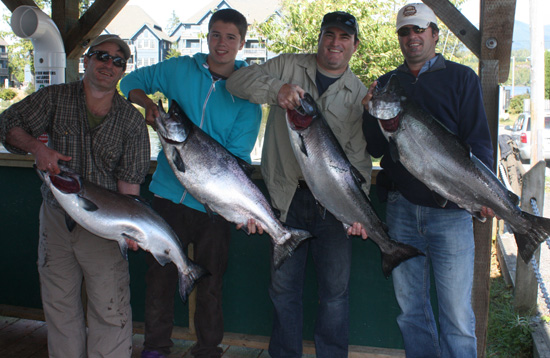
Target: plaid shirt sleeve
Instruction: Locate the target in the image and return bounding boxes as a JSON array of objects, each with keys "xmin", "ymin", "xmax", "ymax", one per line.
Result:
[
  {"xmin": 0, "ymin": 86, "xmax": 56, "ymax": 154},
  {"xmin": 111, "ymin": 94, "xmax": 150, "ymax": 185}
]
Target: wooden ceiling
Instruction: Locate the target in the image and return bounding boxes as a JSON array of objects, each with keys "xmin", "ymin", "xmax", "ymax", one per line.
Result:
[{"xmin": 1, "ymin": 0, "xmax": 516, "ymax": 83}]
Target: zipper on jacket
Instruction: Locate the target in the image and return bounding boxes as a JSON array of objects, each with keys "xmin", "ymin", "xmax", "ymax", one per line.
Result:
[{"xmin": 200, "ymin": 78, "xmax": 219, "ymax": 128}]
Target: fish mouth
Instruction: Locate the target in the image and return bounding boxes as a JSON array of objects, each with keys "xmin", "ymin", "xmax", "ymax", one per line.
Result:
[
  {"xmin": 287, "ymin": 93, "xmax": 318, "ymax": 130},
  {"xmin": 368, "ymin": 75, "xmax": 406, "ymax": 123},
  {"xmin": 155, "ymin": 101, "xmax": 187, "ymax": 144},
  {"xmin": 50, "ymin": 171, "xmax": 82, "ymax": 194},
  {"xmin": 287, "ymin": 108, "xmax": 313, "ymax": 130},
  {"xmin": 378, "ymin": 114, "xmax": 401, "ymax": 132}
]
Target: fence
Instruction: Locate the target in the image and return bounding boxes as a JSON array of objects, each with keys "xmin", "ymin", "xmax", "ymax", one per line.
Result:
[{"xmin": 497, "ymin": 134, "xmax": 548, "ymax": 314}]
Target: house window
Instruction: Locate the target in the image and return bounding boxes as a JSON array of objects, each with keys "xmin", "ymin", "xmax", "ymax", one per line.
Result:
[{"xmin": 186, "ymin": 40, "xmax": 200, "ymax": 49}]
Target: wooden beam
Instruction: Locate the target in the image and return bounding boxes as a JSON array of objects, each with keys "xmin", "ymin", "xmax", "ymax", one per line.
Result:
[
  {"xmin": 63, "ymin": 0, "xmax": 129, "ymax": 60},
  {"xmin": 479, "ymin": 0, "xmax": 516, "ymax": 82},
  {"xmin": 422, "ymin": 0, "xmax": 481, "ymax": 58},
  {"xmin": 1, "ymin": 0, "xmax": 37, "ymax": 12},
  {"xmin": 51, "ymin": 0, "xmax": 79, "ymax": 36},
  {"xmin": 476, "ymin": 57, "xmax": 499, "ymax": 358},
  {"xmin": 51, "ymin": 0, "xmax": 79, "ymax": 82}
]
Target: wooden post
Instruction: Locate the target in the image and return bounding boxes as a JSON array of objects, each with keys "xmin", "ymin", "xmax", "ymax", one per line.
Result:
[
  {"xmin": 514, "ymin": 160, "xmax": 546, "ymax": 313},
  {"xmin": 474, "ymin": 58, "xmax": 499, "ymax": 358}
]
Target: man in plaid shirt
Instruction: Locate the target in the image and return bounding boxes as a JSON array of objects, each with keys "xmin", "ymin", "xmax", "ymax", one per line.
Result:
[{"xmin": 0, "ymin": 35, "xmax": 150, "ymax": 358}]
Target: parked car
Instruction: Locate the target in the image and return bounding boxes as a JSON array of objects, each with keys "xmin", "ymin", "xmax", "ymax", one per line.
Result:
[{"xmin": 505, "ymin": 112, "xmax": 550, "ymax": 161}]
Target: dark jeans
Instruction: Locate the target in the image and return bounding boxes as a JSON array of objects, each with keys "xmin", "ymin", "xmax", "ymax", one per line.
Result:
[
  {"xmin": 143, "ymin": 197, "xmax": 230, "ymax": 358},
  {"xmin": 268, "ymin": 187, "xmax": 352, "ymax": 358}
]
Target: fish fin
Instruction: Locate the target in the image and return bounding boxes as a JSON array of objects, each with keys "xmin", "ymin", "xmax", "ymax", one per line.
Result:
[
  {"xmin": 380, "ymin": 240, "xmax": 425, "ymax": 278},
  {"xmin": 178, "ymin": 260, "xmax": 209, "ymax": 302},
  {"xmin": 507, "ymin": 191, "xmax": 520, "ymax": 207},
  {"xmin": 299, "ymin": 133, "xmax": 308, "ymax": 156},
  {"xmin": 350, "ymin": 165, "xmax": 367, "ymax": 187},
  {"xmin": 64, "ymin": 213, "xmax": 76, "ymax": 232},
  {"xmin": 77, "ymin": 195, "xmax": 99, "ymax": 212},
  {"xmin": 127, "ymin": 195, "xmax": 150, "ymax": 206},
  {"xmin": 173, "ymin": 150, "xmax": 186, "ymax": 173},
  {"xmin": 388, "ymin": 137, "xmax": 400, "ymax": 162},
  {"xmin": 203, "ymin": 204, "xmax": 216, "ymax": 218},
  {"xmin": 234, "ymin": 156, "xmax": 255, "ymax": 178},
  {"xmin": 513, "ymin": 212, "xmax": 550, "ymax": 263},
  {"xmin": 273, "ymin": 227, "xmax": 312, "ymax": 269},
  {"xmin": 116, "ymin": 239, "xmax": 129, "ymax": 260},
  {"xmin": 316, "ymin": 202, "xmax": 327, "ymax": 219},
  {"xmin": 151, "ymin": 252, "xmax": 173, "ymax": 267},
  {"xmin": 431, "ymin": 192, "xmax": 448, "ymax": 208}
]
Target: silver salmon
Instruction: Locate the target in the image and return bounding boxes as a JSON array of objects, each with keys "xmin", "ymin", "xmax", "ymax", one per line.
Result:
[
  {"xmin": 368, "ymin": 74, "xmax": 550, "ymax": 263},
  {"xmin": 286, "ymin": 94, "xmax": 424, "ymax": 277},
  {"xmin": 155, "ymin": 100, "xmax": 311, "ymax": 269},
  {"xmin": 36, "ymin": 167, "xmax": 207, "ymax": 302}
]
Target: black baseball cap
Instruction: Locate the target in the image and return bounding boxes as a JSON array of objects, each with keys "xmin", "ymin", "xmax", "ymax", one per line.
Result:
[{"xmin": 320, "ymin": 11, "xmax": 359, "ymax": 37}]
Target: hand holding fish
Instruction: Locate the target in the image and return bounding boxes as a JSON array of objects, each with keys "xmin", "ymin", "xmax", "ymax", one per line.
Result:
[
  {"xmin": 5, "ymin": 127, "xmax": 71, "ymax": 175},
  {"xmin": 144, "ymin": 101, "xmax": 161, "ymax": 128},
  {"xmin": 347, "ymin": 222, "xmax": 368, "ymax": 239},
  {"xmin": 236, "ymin": 219, "xmax": 265, "ymax": 235},
  {"xmin": 361, "ymin": 81, "xmax": 378, "ymax": 110},
  {"xmin": 277, "ymin": 83, "xmax": 306, "ymax": 110},
  {"xmin": 481, "ymin": 206, "xmax": 497, "ymax": 219},
  {"xmin": 127, "ymin": 88, "xmax": 160, "ymax": 127},
  {"xmin": 125, "ymin": 239, "xmax": 139, "ymax": 251},
  {"xmin": 34, "ymin": 146, "xmax": 72, "ymax": 175}
]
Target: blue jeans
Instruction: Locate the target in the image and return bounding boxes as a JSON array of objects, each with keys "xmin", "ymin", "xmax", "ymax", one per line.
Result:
[
  {"xmin": 387, "ymin": 191, "xmax": 477, "ymax": 358},
  {"xmin": 268, "ymin": 187, "xmax": 352, "ymax": 358}
]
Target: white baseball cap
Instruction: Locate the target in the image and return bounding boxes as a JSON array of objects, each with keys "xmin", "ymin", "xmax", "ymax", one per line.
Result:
[{"xmin": 396, "ymin": 3, "xmax": 438, "ymax": 31}]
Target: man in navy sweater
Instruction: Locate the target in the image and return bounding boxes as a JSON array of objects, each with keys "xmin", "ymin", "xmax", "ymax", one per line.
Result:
[{"xmin": 362, "ymin": 3, "xmax": 493, "ymax": 357}]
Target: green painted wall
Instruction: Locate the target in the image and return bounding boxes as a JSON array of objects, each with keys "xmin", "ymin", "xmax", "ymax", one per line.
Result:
[{"xmin": 0, "ymin": 165, "xmax": 411, "ymax": 349}]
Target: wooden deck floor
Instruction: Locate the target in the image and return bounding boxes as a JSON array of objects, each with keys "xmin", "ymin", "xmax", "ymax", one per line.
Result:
[{"xmin": 0, "ymin": 305, "xmax": 404, "ymax": 358}]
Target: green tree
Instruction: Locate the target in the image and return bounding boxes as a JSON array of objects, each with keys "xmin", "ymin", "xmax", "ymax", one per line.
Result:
[
  {"xmin": 545, "ymin": 50, "xmax": 550, "ymax": 99},
  {"xmin": 255, "ymin": 0, "xmax": 470, "ymax": 86},
  {"xmin": 165, "ymin": 10, "xmax": 181, "ymax": 36},
  {"xmin": 166, "ymin": 48, "xmax": 181, "ymax": 59}
]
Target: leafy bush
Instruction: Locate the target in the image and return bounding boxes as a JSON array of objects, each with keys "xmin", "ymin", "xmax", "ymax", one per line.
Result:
[
  {"xmin": 0, "ymin": 88, "xmax": 17, "ymax": 101},
  {"xmin": 508, "ymin": 94, "xmax": 529, "ymax": 115}
]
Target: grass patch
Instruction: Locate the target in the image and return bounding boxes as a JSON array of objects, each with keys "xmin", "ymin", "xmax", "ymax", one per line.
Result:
[{"xmin": 486, "ymin": 241, "xmax": 534, "ymax": 357}]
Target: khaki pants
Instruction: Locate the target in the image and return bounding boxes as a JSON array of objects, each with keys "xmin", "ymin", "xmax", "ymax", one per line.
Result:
[{"xmin": 38, "ymin": 203, "xmax": 132, "ymax": 358}]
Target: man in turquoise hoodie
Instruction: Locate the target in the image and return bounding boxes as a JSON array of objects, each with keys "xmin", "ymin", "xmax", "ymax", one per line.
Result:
[{"xmin": 120, "ymin": 9, "xmax": 261, "ymax": 358}]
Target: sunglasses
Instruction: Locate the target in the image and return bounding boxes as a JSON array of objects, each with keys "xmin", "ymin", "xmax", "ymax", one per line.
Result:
[
  {"xmin": 397, "ymin": 26, "xmax": 428, "ymax": 37},
  {"xmin": 86, "ymin": 50, "xmax": 127, "ymax": 68}
]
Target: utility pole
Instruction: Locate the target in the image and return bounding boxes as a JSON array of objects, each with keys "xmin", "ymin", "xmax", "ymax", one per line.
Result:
[{"xmin": 530, "ymin": 0, "xmax": 545, "ymax": 164}]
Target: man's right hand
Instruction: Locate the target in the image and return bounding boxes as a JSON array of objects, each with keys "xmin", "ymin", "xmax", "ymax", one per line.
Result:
[{"xmin": 277, "ymin": 83, "xmax": 306, "ymax": 110}]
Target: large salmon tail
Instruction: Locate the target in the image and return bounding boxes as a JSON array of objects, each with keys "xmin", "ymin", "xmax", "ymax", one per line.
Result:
[
  {"xmin": 513, "ymin": 212, "xmax": 550, "ymax": 264},
  {"xmin": 273, "ymin": 228, "xmax": 312, "ymax": 269},
  {"xmin": 178, "ymin": 261, "xmax": 209, "ymax": 302},
  {"xmin": 380, "ymin": 241, "xmax": 425, "ymax": 278}
]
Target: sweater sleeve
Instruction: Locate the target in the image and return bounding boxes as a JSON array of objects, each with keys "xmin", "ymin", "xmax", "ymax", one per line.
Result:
[
  {"xmin": 457, "ymin": 69, "xmax": 494, "ymax": 170},
  {"xmin": 224, "ymin": 101, "xmax": 262, "ymax": 163},
  {"xmin": 226, "ymin": 55, "xmax": 290, "ymax": 105}
]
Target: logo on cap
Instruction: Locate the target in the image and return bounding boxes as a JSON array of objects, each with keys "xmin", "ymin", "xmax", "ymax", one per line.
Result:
[{"xmin": 403, "ymin": 5, "xmax": 418, "ymax": 17}]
